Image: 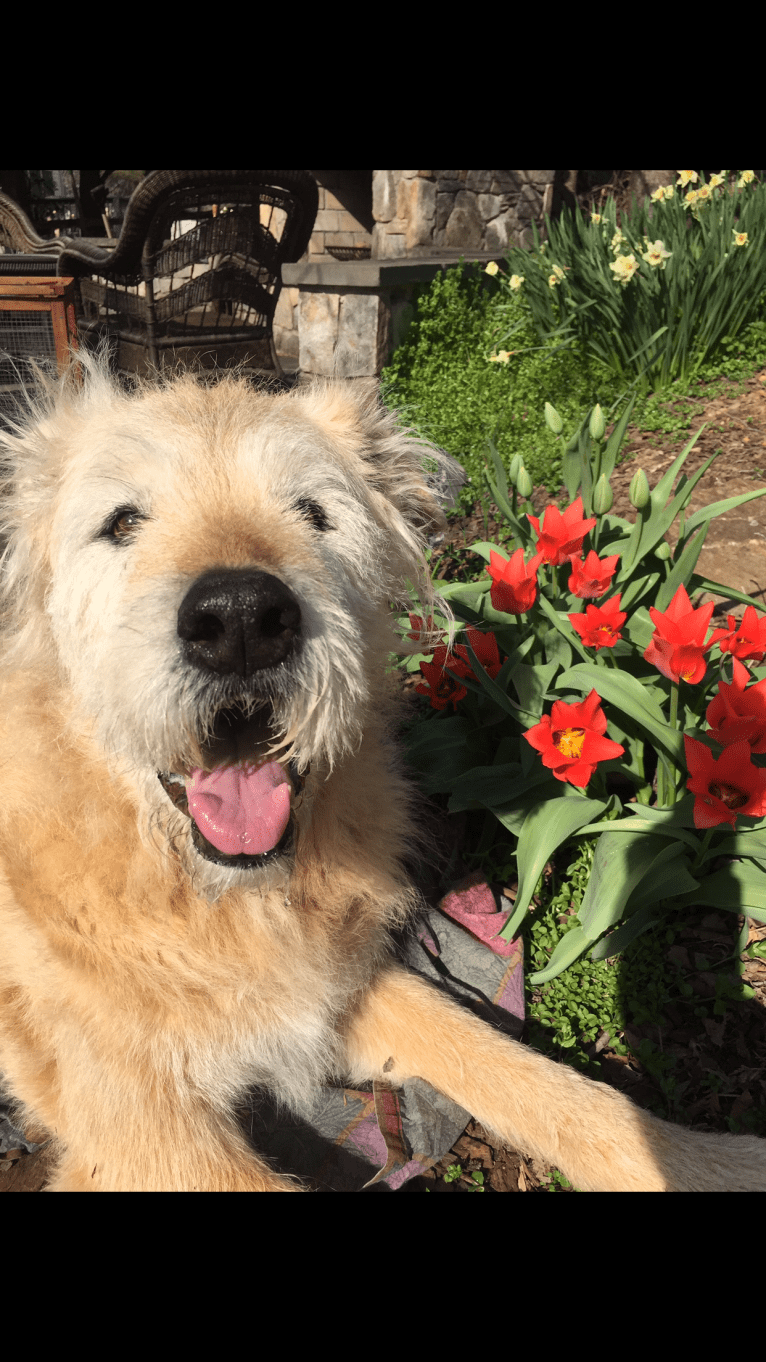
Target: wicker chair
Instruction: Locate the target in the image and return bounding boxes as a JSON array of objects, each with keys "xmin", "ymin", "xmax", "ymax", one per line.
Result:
[
  {"xmin": 57, "ymin": 170, "xmax": 318, "ymax": 381},
  {"xmin": 0, "ymin": 190, "xmax": 70, "ymax": 255}
]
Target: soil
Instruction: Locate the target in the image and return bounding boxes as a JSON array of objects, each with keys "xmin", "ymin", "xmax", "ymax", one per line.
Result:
[
  {"xmin": 3, "ymin": 369, "xmax": 766, "ymax": 1194},
  {"xmin": 432, "ymin": 366, "xmax": 766, "ymax": 608}
]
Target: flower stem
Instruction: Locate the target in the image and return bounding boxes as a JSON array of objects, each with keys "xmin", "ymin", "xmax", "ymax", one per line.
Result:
[
  {"xmin": 656, "ymin": 684, "xmax": 681, "ymax": 807},
  {"xmin": 692, "ymin": 827, "xmax": 715, "ymax": 873}
]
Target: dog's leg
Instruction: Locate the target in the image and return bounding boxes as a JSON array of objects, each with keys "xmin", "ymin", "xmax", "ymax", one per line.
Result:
[
  {"xmin": 13, "ymin": 1074, "xmax": 304, "ymax": 1192},
  {"xmin": 342, "ymin": 964, "xmax": 766, "ymax": 1191},
  {"xmin": 46, "ymin": 1142, "xmax": 302, "ymax": 1193},
  {"xmin": 43, "ymin": 1127, "xmax": 302, "ymax": 1193}
]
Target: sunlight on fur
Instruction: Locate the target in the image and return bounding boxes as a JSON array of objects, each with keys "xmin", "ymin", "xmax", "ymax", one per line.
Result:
[{"xmin": 0, "ymin": 352, "xmax": 763, "ymax": 1191}]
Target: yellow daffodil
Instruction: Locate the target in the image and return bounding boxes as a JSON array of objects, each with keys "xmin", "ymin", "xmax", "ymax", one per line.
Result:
[
  {"xmin": 642, "ymin": 239, "xmax": 672, "ymax": 269},
  {"xmin": 609, "ymin": 253, "xmax": 639, "ymax": 285}
]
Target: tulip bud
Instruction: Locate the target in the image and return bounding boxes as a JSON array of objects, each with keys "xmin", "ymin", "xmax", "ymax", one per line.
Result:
[
  {"xmin": 544, "ymin": 402, "xmax": 563, "ymax": 434},
  {"xmin": 516, "ymin": 463, "xmax": 533, "ymax": 498},
  {"xmin": 589, "ymin": 404, "xmax": 605, "ymax": 441},
  {"xmin": 655, "ymin": 540, "xmax": 671, "ymax": 560},
  {"xmin": 593, "ymin": 474, "xmax": 613, "ymax": 514},
  {"xmin": 629, "ymin": 467, "xmax": 650, "ymax": 509},
  {"xmin": 509, "ymin": 453, "xmax": 522, "ymax": 485}
]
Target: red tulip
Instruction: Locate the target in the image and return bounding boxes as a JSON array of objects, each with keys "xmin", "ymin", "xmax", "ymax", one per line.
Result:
[
  {"xmin": 644, "ymin": 584, "xmax": 715, "ymax": 683},
  {"xmin": 416, "ymin": 643, "xmax": 470, "ymax": 710},
  {"xmin": 527, "ymin": 496, "xmax": 597, "ymax": 567},
  {"xmin": 568, "ymin": 595, "xmax": 627, "ymax": 650},
  {"xmin": 523, "ymin": 689, "xmax": 625, "ymax": 788},
  {"xmin": 451, "ymin": 627, "xmax": 502, "ymax": 678},
  {"xmin": 705, "ymin": 656, "xmax": 766, "ymax": 753},
  {"xmin": 416, "ymin": 628, "xmax": 501, "ymax": 711},
  {"xmin": 684, "ymin": 735, "xmax": 766, "ymax": 829},
  {"xmin": 708, "ymin": 604, "xmax": 766, "ymax": 663},
  {"xmin": 568, "ymin": 549, "xmax": 620, "ymax": 599},
  {"xmin": 487, "ymin": 547, "xmax": 543, "ymax": 614},
  {"xmin": 407, "ymin": 613, "xmax": 446, "ymax": 648}
]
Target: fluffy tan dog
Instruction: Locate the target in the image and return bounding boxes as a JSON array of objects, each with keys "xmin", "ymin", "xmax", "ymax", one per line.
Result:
[{"xmin": 0, "ymin": 356, "xmax": 763, "ymax": 1191}]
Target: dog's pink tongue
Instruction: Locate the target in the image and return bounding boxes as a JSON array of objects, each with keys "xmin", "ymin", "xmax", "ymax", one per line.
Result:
[{"xmin": 186, "ymin": 761, "xmax": 291, "ymax": 856}]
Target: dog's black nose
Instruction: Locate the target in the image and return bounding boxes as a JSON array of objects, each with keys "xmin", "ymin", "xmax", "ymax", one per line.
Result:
[{"xmin": 178, "ymin": 569, "xmax": 301, "ymax": 677}]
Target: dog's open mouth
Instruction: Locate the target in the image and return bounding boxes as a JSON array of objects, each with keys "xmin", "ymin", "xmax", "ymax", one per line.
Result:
[{"xmin": 158, "ymin": 703, "xmax": 304, "ymax": 869}]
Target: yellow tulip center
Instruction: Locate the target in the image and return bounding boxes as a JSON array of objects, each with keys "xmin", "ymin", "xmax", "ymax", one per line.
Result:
[{"xmin": 553, "ymin": 727, "xmax": 586, "ymax": 759}]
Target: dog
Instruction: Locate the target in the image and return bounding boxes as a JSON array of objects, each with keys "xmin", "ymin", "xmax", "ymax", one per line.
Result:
[{"xmin": 0, "ymin": 353, "xmax": 763, "ymax": 1192}]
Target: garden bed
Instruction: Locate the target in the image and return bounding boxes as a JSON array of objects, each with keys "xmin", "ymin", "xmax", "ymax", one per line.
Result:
[
  {"xmin": 433, "ymin": 365, "xmax": 766, "ymax": 607},
  {"xmin": 411, "ymin": 364, "xmax": 766, "ymax": 1190}
]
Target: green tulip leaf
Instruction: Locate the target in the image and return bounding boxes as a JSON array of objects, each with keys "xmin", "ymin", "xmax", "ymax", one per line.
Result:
[
  {"xmin": 618, "ymin": 571, "xmax": 660, "ymax": 612},
  {"xmin": 535, "ymin": 592, "xmax": 592, "ymax": 664},
  {"xmin": 623, "ymin": 843, "xmax": 699, "ymax": 910},
  {"xmin": 600, "ymin": 392, "xmax": 637, "ymax": 483},
  {"xmin": 682, "ymin": 861, "xmax": 766, "ymax": 922},
  {"xmin": 577, "ymin": 831, "xmax": 677, "ymax": 939},
  {"xmin": 653, "ymin": 522, "xmax": 709, "ymax": 612},
  {"xmin": 684, "ymin": 485, "xmax": 766, "ymax": 536},
  {"xmin": 512, "ymin": 660, "xmax": 560, "ymax": 719},
  {"xmin": 589, "ymin": 902, "xmax": 659, "ymax": 960},
  {"xmin": 499, "ymin": 795, "xmax": 608, "ymax": 941},
  {"xmin": 693, "ymin": 577, "xmax": 766, "ymax": 614}
]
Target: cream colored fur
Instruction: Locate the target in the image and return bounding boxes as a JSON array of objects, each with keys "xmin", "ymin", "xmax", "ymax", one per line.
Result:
[{"xmin": 0, "ymin": 355, "xmax": 763, "ymax": 1191}]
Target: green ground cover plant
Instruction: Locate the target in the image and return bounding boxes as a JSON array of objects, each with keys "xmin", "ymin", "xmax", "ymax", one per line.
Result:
[
  {"xmin": 380, "ymin": 262, "xmax": 611, "ymax": 503},
  {"xmin": 516, "ymin": 839, "xmax": 764, "ymax": 1134}
]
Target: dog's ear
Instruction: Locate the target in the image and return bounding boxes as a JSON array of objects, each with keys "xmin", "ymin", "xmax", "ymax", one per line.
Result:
[{"xmin": 342, "ymin": 380, "xmax": 466, "ymax": 539}]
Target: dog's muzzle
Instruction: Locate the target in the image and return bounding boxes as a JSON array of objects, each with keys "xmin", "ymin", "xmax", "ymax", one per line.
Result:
[
  {"xmin": 177, "ymin": 567, "xmax": 301, "ymax": 678},
  {"xmin": 158, "ymin": 568, "xmax": 306, "ymax": 870}
]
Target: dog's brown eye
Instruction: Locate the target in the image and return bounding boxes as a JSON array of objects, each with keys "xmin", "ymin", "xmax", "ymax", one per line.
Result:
[
  {"xmin": 101, "ymin": 507, "xmax": 145, "ymax": 541},
  {"xmin": 294, "ymin": 497, "xmax": 331, "ymax": 532}
]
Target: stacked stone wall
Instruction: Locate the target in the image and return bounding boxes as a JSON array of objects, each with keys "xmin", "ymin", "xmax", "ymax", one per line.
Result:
[
  {"xmin": 370, "ymin": 170, "xmax": 555, "ymax": 258},
  {"xmin": 274, "ymin": 170, "xmax": 557, "ymax": 363}
]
